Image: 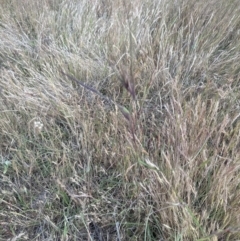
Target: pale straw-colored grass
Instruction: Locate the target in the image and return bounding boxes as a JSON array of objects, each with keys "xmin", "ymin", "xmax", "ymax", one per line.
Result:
[{"xmin": 1, "ymin": 0, "xmax": 240, "ymax": 240}]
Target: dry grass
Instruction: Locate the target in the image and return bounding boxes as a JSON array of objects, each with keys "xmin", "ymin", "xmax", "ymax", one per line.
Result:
[{"xmin": 0, "ymin": 0, "xmax": 240, "ymax": 240}]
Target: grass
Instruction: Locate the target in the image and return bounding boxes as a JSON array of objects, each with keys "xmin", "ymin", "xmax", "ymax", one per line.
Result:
[{"xmin": 0, "ymin": 0, "xmax": 240, "ymax": 240}]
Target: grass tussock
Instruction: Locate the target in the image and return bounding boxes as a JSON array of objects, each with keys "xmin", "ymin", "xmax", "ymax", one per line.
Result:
[{"xmin": 1, "ymin": 0, "xmax": 240, "ymax": 240}]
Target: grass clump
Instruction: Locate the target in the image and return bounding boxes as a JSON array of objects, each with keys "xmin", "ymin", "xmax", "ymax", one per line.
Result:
[{"xmin": 1, "ymin": 0, "xmax": 240, "ymax": 240}]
